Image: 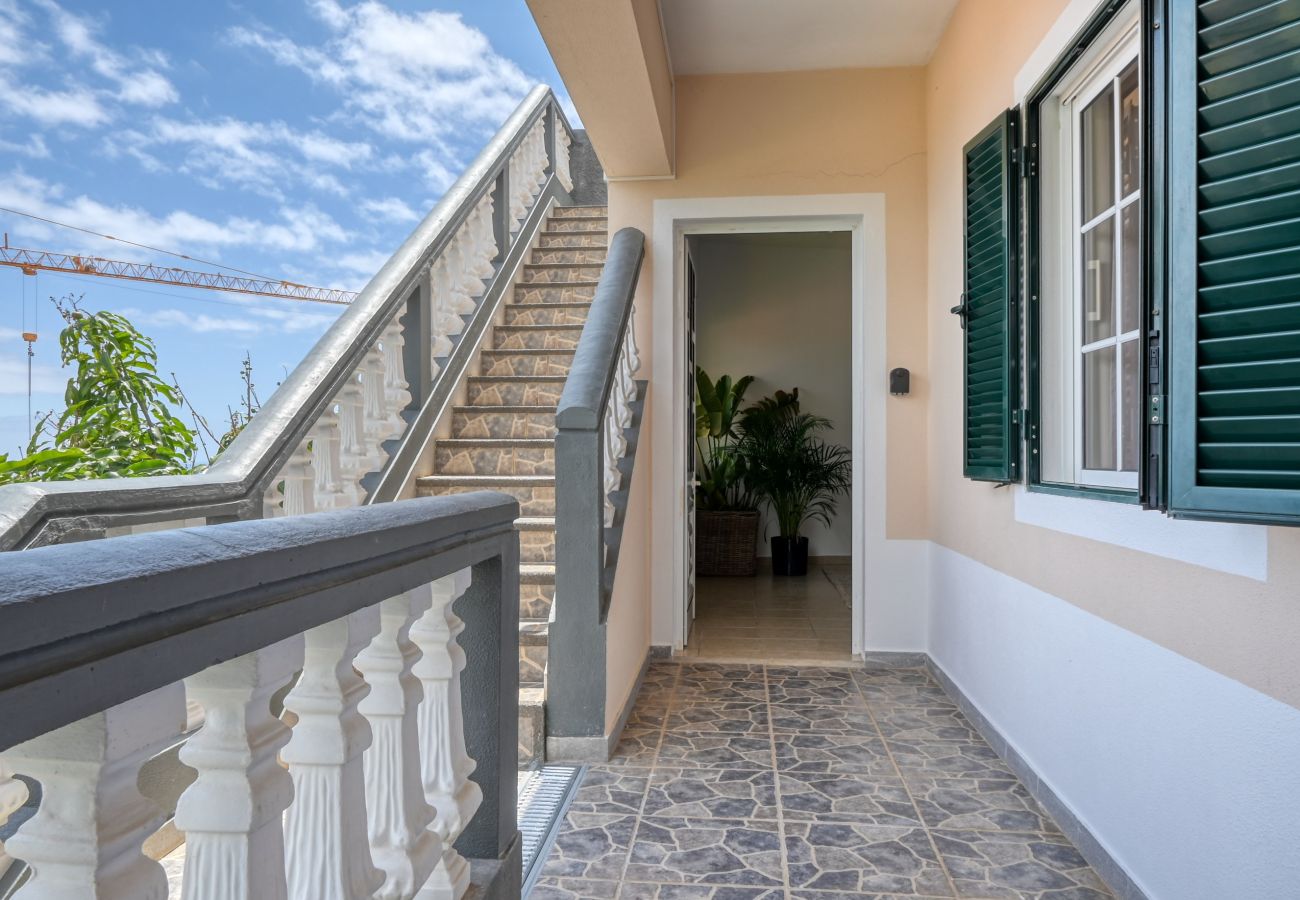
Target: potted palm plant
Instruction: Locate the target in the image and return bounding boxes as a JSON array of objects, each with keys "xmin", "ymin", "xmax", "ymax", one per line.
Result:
[
  {"xmin": 741, "ymin": 392, "xmax": 852, "ymax": 576},
  {"xmin": 694, "ymin": 368, "xmax": 760, "ymax": 576}
]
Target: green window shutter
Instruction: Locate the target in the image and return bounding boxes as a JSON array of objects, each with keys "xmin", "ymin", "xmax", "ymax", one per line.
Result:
[
  {"xmin": 958, "ymin": 109, "xmax": 1022, "ymax": 482},
  {"xmin": 1164, "ymin": 0, "xmax": 1300, "ymax": 524}
]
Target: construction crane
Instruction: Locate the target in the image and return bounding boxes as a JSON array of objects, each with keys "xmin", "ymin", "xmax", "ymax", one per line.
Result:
[{"xmin": 0, "ymin": 240, "xmax": 358, "ymax": 305}]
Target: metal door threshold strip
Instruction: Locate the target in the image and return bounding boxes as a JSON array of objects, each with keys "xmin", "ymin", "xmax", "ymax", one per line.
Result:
[{"xmin": 519, "ymin": 764, "xmax": 583, "ymax": 895}]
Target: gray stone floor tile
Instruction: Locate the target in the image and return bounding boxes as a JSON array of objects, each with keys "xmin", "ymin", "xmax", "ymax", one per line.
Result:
[
  {"xmin": 568, "ymin": 767, "xmax": 651, "ymax": 815},
  {"xmin": 665, "ymin": 701, "xmax": 770, "ymax": 734},
  {"xmin": 530, "ymin": 876, "xmax": 622, "ymax": 899},
  {"xmin": 540, "ymin": 812, "xmax": 637, "ymax": 881},
  {"xmin": 930, "ymin": 829, "xmax": 1114, "ymax": 899},
  {"xmin": 644, "ymin": 767, "xmax": 778, "ymax": 819},
  {"xmin": 656, "ymin": 731, "xmax": 775, "ymax": 770},
  {"xmin": 772, "ymin": 733, "xmax": 900, "ymax": 777},
  {"xmin": 618, "ymin": 884, "xmax": 784, "ymax": 899},
  {"xmin": 872, "ymin": 705, "xmax": 983, "ymax": 742},
  {"xmin": 606, "ymin": 726, "xmax": 663, "ymax": 767},
  {"xmin": 885, "ymin": 738, "xmax": 1014, "ymax": 779},
  {"xmin": 777, "ymin": 770, "xmax": 921, "ymax": 825},
  {"xmin": 625, "ymin": 817, "xmax": 784, "ymax": 887},
  {"xmin": 784, "ymin": 821, "xmax": 954, "ymax": 896},
  {"xmin": 768, "ymin": 704, "xmax": 879, "ymax": 736},
  {"xmin": 905, "ymin": 775, "xmax": 1062, "ymax": 834}
]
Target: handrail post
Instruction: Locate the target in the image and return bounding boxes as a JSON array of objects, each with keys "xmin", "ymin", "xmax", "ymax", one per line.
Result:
[
  {"xmin": 402, "ymin": 280, "xmax": 432, "ymax": 411},
  {"xmin": 492, "ymin": 168, "xmax": 512, "ymax": 266},
  {"xmin": 544, "ymin": 101, "xmax": 557, "ymax": 180},
  {"xmin": 453, "ymin": 539, "xmax": 521, "ymax": 888}
]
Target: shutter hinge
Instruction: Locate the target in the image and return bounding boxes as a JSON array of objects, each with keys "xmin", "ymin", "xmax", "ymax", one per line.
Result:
[
  {"xmin": 1148, "ymin": 394, "xmax": 1166, "ymax": 426},
  {"xmin": 1012, "ymin": 408, "xmax": 1029, "ymax": 427},
  {"xmin": 1021, "ymin": 142, "xmax": 1038, "ymax": 179},
  {"xmin": 1009, "ymin": 144, "xmax": 1020, "ymax": 169}
]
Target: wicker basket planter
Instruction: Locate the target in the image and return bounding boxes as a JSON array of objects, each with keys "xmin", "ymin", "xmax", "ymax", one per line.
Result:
[{"xmin": 695, "ymin": 510, "xmax": 759, "ymax": 576}]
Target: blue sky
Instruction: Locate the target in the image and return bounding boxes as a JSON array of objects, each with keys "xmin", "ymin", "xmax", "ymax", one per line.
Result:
[{"xmin": 0, "ymin": 0, "xmax": 571, "ymax": 459}]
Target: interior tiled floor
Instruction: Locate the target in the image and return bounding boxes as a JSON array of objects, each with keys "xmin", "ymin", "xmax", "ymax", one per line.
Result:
[
  {"xmin": 531, "ymin": 661, "xmax": 1114, "ymax": 899},
  {"xmin": 681, "ymin": 566, "xmax": 854, "ymax": 663}
]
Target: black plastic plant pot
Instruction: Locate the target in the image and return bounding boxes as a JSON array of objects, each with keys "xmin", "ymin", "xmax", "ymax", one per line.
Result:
[{"xmin": 770, "ymin": 536, "xmax": 809, "ymax": 576}]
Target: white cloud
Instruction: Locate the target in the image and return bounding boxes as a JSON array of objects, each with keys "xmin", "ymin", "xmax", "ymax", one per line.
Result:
[
  {"xmin": 0, "ymin": 357, "xmax": 65, "ymax": 396},
  {"xmin": 359, "ymin": 196, "xmax": 418, "ymax": 224},
  {"xmin": 0, "ymin": 81, "xmax": 110, "ymax": 127},
  {"xmin": 34, "ymin": 0, "xmax": 178, "ymax": 108},
  {"xmin": 229, "ymin": 1, "xmax": 535, "ymax": 146},
  {"xmin": 115, "ymin": 117, "xmax": 374, "ymax": 199},
  {"xmin": 0, "ymin": 170, "xmax": 349, "ymax": 259},
  {"xmin": 120, "ymin": 297, "xmax": 341, "ymax": 337}
]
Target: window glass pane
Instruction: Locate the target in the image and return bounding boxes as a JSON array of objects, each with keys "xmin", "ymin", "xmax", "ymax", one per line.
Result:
[
  {"xmin": 1083, "ymin": 215, "xmax": 1115, "ymax": 343},
  {"xmin": 1121, "ymin": 204, "xmax": 1139, "ymax": 334},
  {"xmin": 1081, "ymin": 84, "xmax": 1115, "ymax": 221},
  {"xmin": 1120, "ymin": 61, "xmax": 1140, "ymax": 198},
  {"xmin": 1084, "ymin": 348, "xmax": 1117, "ymax": 471},
  {"xmin": 1121, "ymin": 338, "xmax": 1141, "ymax": 472}
]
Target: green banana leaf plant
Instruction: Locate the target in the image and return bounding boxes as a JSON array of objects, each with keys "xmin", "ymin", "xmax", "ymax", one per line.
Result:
[
  {"xmin": 740, "ymin": 400, "xmax": 852, "ymax": 539},
  {"xmin": 694, "ymin": 367, "xmax": 757, "ymax": 511}
]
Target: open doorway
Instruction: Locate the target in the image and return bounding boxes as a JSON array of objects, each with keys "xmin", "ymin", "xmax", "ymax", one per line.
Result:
[{"xmin": 683, "ymin": 231, "xmax": 854, "ymax": 663}]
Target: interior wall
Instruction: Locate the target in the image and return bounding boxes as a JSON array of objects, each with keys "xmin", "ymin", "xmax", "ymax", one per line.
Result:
[{"xmin": 690, "ymin": 232, "xmax": 854, "ymax": 557}]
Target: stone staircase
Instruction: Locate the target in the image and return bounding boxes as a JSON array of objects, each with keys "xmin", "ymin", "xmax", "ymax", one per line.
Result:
[{"xmin": 416, "ymin": 203, "xmax": 608, "ymax": 766}]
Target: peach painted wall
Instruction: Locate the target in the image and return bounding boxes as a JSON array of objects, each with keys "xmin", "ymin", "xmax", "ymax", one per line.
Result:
[{"xmin": 925, "ymin": 0, "xmax": 1300, "ymax": 711}]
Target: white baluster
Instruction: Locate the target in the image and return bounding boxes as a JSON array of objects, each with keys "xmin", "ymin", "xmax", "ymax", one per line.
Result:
[
  {"xmin": 337, "ymin": 377, "xmax": 369, "ymax": 507},
  {"xmin": 471, "ymin": 197, "xmax": 497, "ymax": 280},
  {"xmin": 555, "ymin": 125, "xmax": 573, "ymax": 192},
  {"xmin": 444, "ymin": 239, "xmax": 476, "ymax": 315},
  {"xmin": 625, "ymin": 304, "xmax": 641, "ymax": 373},
  {"xmin": 0, "ymin": 762, "xmax": 29, "ymax": 881},
  {"xmin": 176, "ymin": 639, "xmax": 302, "ymax": 900},
  {"xmin": 282, "ymin": 611, "xmax": 385, "ymax": 900},
  {"xmin": 362, "ymin": 344, "xmax": 391, "ymax": 452},
  {"xmin": 508, "ymin": 151, "xmax": 527, "ymax": 232},
  {"xmin": 310, "ymin": 410, "xmax": 343, "ymax": 510},
  {"xmin": 281, "ymin": 440, "xmax": 316, "ymax": 517},
  {"xmin": 427, "ymin": 263, "xmax": 456, "ymax": 363},
  {"xmin": 3, "ymin": 685, "xmax": 186, "ymax": 900},
  {"xmin": 382, "ymin": 317, "xmax": 412, "ymax": 438},
  {"xmin": 357, "ymin": 590, "xmax": 441, "ymax": 899},
  {"xmin": 409, "ymin": 573, "xmax": 480, "ymax": 899}
]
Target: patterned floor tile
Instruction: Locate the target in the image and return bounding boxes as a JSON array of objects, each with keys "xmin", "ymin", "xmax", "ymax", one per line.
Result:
[
  {"xmin": 606, "ymin": 726, "xmax": 663, "ymax": 767},
  {"xmin": 852, "ymin": 668, "xmax": 935, "ymax": 687},
  {"xmin": 905, "ymin": 776, "xmax": 1061, "ymax": 834},
  {"xmin": 766, "ymin": 670, "xmax": 868, "ymax": 707},
  {"xmin": 540, "ymin": 812, "xmax": 638, "ymax": 881},
  {"xmin": 871, "ymin": 705, "xmax": 983, "ymax": 742},
  {"xmin": 619, "ymin": 884, "xmax": 784, "ymax": 899},
  {"xmin": 784, "ymin": 822, "xmax": 954, "ymax": 897},
  {"xmin": 885, "ymin": 738, "xmax": 1015, "ymax": 779},
  {"xmin": 568, "ymin": 767, "xmax": 651, "ymax": 815},
  {"xmin": 644, "ymin": 768, "xmax": 778, "ymax": 819},
  {"xmin": 778, "ymin": 771, "xmax": 920, "ymax": 825},
  {"xmin": 529, "ymin": 876, "xmax": 621, "ymax": 899},
  {"xmin": 665, "ymin": 701, "xmax": 770, "ymax": 734},
  {"xmin": 656, "ymin": 731, "xmax": 775, "ymax": 770},
  {"xmin": 856, "ymin": 682, "xmax": 957, "ymax": 707},
  {"xmin": 628, "ymin": 704, "xmax": 670, "ymax": 728},
  {"xmin": 625, "ymin": 817, "xmax": 784, "ymax": 887},
  {"xmin": 930, "ymin": 829, "xmax": 1114, "ymax": 899},
  {"xmin": 772, "ymin": 733, "xmax": 900, "ymax": 777},
  {"xmin": 769, "ymin": 704, "xmax": 878, "ymax": 736}
]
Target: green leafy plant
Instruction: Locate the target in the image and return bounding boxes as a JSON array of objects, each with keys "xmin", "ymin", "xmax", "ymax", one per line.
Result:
[
  {"xmin": 740, "ymin": 392, "xmax": 851, "ymax": 539},
  {"xmin": 694, "ymin": 367, "xmax": 757, "ymax": 511},
  {"xmin": 0, "ymin": 294, "xmax": 199, "ymax": 483}
]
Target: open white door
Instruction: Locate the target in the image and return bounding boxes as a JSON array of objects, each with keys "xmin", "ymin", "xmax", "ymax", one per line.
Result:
[{"xmin": 683, "ymin": 242, "xmax": 698, "ymax": 645}]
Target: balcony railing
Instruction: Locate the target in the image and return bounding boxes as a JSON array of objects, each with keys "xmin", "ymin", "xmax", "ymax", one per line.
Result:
[
  {"xmin": 0, "ymin": 85, "xmax": 575, "ymax": 551},
  {"xmin": 0, "ymin": 492, "xmax": 521, "ymax": 899}
]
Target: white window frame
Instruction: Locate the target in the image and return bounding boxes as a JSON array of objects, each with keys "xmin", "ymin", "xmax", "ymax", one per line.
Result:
[{"xmin": 1041, "ymin": 8, "xmax": 1141, "ymax": 492}]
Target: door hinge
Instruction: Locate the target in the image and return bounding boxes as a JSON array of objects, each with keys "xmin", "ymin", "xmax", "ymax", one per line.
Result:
[
  {"xmin": 1022, "ymin": 142, "xmax": 1038, "ymax": 179},
  {"xmin": 1148, "ymin": 394, "xmax": 1167, "ymax": 426}
]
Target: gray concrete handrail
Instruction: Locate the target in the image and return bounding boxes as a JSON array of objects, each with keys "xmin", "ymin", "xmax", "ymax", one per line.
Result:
[
  {"xmin": 555, "ymin": 228, "xmax": 646, "ymax": 430},
  {"xmin": 0, "ymin": 85, "xmax": 576, "ymax": 551}
]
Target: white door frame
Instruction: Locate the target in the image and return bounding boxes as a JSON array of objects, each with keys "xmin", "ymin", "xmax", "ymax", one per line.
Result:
[{"xmin": 649, "ymin": 194, "xmax": 889, "ymax": 657}]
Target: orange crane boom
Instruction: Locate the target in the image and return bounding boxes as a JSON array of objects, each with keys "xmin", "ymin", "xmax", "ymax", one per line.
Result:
[{"xmin": 0, "ymin": 244, "xmax": 357, "ymax": 305}]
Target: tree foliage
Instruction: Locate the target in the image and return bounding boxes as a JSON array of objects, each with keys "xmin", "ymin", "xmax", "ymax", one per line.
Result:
[{"xmin": 0, "ymin": 295, "xmax": 199, "ymax": 483}]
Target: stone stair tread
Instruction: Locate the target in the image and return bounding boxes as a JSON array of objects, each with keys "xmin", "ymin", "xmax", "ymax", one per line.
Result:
[
  {"xmin": 517, "ymin": 515, "xmax": 557, "ymax": 529},
  {"xmin": 505, "ymin": 301, "xmax": 593, "ymax": 308},
  {"xmin": 517, "ymin": 280, "xmax": 601, "ymax": 287},
  {"xmin": 496, "ymin": 324, "xmax": 586, "ymax": 330},
  {"xmin": 438, "ymin": 438, "xmax": 555, "ymax": 447},
  {"xmin": 520, "ymin": 563, "xmax": 556, "ymax": 582},
  {"xmin": 481, "ymin": 347, "xmax": 577, "ymax": 354},
  {"xmin": 520, "ymin": 620, "xmax": 549, "ymax": 642},
  {"xmin": 540, "ymin": 229, "xmax": 607, "ymax": 235},
  {"xmin": 418, "ymin": 474, "xmax": 554, "ymax": 486},
  {"xmin": 524, "ymin": 262, "xmax": 604, "ymax": 269},
  {"xmin": 520, "ymin": 686, "xmax": 545, "ymax": 706}
]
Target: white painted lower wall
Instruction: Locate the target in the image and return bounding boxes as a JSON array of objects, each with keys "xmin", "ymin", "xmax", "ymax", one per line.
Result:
[{"xmin": 925, "ymin": 544, "xmax": 1300, "ymax": 900}]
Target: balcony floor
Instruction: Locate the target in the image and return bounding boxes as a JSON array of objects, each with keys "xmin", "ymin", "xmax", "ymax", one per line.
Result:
[{"xmin": 531, "ymin": 661, "xmax": 1114, "ymax": 899}]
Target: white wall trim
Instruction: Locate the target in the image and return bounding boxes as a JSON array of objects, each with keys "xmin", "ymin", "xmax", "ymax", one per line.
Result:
[
  {"xmin": 1014, "ymin": 0, "xmax": 1117, "ymax": 101},
  {"xmin": 1013, "ymin": 487, "xmax": 1269, "ymax": 581},
  {"xmin": 650, "ymin": 193, "xmax": 926, "ymax": 657}
]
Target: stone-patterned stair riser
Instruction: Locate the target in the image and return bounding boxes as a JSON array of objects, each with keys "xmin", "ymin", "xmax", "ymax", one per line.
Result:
[
  {"xmin": 504, "ymin": 304, "xmax": 590, "ymax": 326},
  {"xmin": 480, "ymin": 350, "xmax": 574, "ymax": 377},
  {"xmin": 520, "ymin": 264, "xmax": 605, "ymax": 284},
  {"xmin": 531, "ymin": 248, "xmax": 607, "ymax": 265},
  {"xmin": 418, "ymin": 481, "xmax": 556, "ymax": 517},
  {"xmin": 494, "ymin": 326, "xmax": 584, "ymax": 351},
  {"xmin": 515, "ymin": 283, "xmax": 598, "ymax": 304},
  {"xmin": 551, "ymin": 206, "xmax": 608, "ymax": 218},
  {"xmin": 433, "ymin": 442, "xmax": 556, "ymax": 477},
  {"xmin": 450, "ymin": 408, "xmax": 558, "ymax": 439},
  {"xmin": 466, "ymin": 377, "xmax": 565, "ymax": 407},
  {"xmin": 519, "ymin": 627, "xmax": 548, "ymax": 685},
  {"xmin": 518, "ymin": 527, "xmax": 557, "ymax": 564},
  {"xmin": 519, "ymin": 573, "xmax": 555, "ymax": 619},
  {"xmin": 544, "ymin": 217, "xmax": 607, "ymax": 233},
  {"xmin": 538, "ymin": 232, "xmax": 607, "ymax": 249}
]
